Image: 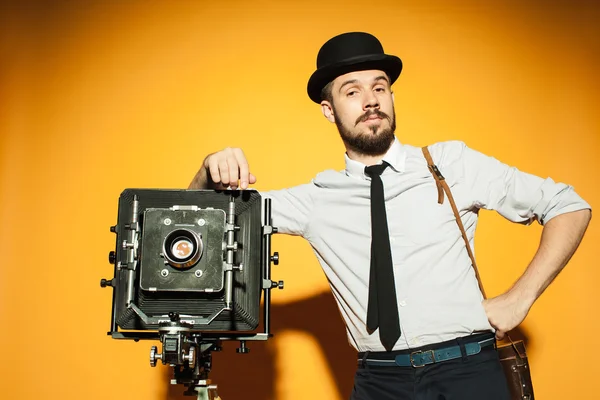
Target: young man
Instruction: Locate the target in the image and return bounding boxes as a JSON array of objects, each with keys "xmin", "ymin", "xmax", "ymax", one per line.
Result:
[{"xmin": 189, "ymin": 32, "xmax": 591, "ymax": 399}]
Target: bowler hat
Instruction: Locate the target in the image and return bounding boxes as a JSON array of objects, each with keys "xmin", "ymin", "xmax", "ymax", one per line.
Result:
[{"xmin": 307, "ymin": 32, "xmax": 403, "ymax": 104}]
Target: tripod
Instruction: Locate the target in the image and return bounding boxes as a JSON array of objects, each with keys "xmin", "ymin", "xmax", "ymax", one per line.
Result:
[
  {"xmin": 151, "ymin": 313, "xmax": 261, "ymax": 400},
  {"xmin": 149, "ymin": 316, "xmax": 224, "ymax": 400}
]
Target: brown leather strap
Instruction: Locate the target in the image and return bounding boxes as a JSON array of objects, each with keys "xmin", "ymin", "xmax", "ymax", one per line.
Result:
[
  {"xmin": 421, "ymin": 147, "xmax": 524, "ymax": 346},
  {"xmin": 421, "ymin": 146, "xmax": 487, "ymax": 299},
  {"xmin": 421, "ymin": 148, "xmax": 445, "ymax": 205}
]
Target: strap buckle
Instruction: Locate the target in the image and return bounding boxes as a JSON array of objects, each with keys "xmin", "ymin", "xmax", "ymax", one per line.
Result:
[
  {"xmin": 428, "ymin": 164, "xmax": 445, "ymax": 181},
  {"xmin": 409, "ymin": 349, "xmax": 435, "ymax": 368}
]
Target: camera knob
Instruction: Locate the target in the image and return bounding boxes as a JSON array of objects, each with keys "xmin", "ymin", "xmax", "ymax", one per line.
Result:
[
  {"xmin": 271, "ymin": 252, "xmax": 279, "ymax": 265},
  {"xmin": 233, "ymin": 263, "xmax": 244, "ymax": 272},
  {"xmin": 108, "ymin": 251, "xmax": 116, "ymax": 264},
  {"xmin": 236, "ymin": 341, "xmax": 250, "ymax": 354},
  {"xmin": 100, "ymin": 279, "xmax": 113, "ymax": 288},
  {"xmin": 150, "ymin": 346, "xmax": 161, "ymax": 367},
  {"xmin": 183, "ymin": 347, "xmax": 196, "ymax": 369},
  {"xmin": 270, "ymin": 280, "xmax": 284, "ymax": 290}
]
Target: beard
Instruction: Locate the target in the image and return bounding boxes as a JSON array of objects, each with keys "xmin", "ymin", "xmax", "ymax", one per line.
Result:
[{"xmin": 333, "ymin": 105, "xmax": 396, "ymax": 157}]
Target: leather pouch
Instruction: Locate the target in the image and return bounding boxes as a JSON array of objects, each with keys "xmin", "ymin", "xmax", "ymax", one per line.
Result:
[{"xmin": 498, "ymin": 340, "xmax": 535, "ymax": 399}]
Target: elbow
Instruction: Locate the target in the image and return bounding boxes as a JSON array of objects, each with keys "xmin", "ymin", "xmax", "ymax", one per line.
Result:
[
  {"xmin": 565, "ymin": 208, "xmax": 592, "ymax": 231},
  {"xmin": 583, "ymin": 208, "xmax": 592, "ymax": 225}
]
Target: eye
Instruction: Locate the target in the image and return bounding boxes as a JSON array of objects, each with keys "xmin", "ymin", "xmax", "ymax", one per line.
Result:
[
  {"xmin": 347, "ymin": 90, "xmax": 358, "ymax": 97},
  {"xmin": 374, "ymin": 86, "xmax": 386, "ymax": 93}
]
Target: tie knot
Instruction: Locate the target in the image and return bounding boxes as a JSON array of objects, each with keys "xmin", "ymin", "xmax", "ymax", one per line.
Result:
[{"xmin": 365, "ymin": 162, "xmax": 389, "ymax": 178}]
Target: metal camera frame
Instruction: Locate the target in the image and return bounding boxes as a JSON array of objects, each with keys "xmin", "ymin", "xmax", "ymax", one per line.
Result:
[{"xmin": 101, "ymin": 191, "xmax": 283, "ymax": 400}]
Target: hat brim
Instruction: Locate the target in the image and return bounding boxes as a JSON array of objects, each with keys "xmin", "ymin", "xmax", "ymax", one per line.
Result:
[{"xmin": 307, "ymin": 54, "xmax": 403, "ymax": 104}]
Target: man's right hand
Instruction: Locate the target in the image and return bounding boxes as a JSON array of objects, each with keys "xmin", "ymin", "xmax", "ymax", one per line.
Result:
[{"xmin": 188, "ymin": 147, "xmax": 257, "ymax": 190}]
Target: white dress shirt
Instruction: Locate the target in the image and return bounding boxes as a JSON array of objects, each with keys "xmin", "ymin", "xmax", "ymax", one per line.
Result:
[{"xmin": 264, "ymin": 138, "xmax": 591, "ymax": 352}]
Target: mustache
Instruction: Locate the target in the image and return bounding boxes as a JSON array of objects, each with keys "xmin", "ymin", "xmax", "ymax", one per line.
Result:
[{"xmin": 355, "ymin": 110, "xmax": 391, "ymax": 126}]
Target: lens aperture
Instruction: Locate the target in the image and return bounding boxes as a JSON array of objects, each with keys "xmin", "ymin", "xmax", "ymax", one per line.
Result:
[
  {"xmin": 163, "ymin": 229, "xmax": 203, "ymax": 269},
  {"xmin": 172, "ymin": 239, "xmax": 194, "ymax": 259}
]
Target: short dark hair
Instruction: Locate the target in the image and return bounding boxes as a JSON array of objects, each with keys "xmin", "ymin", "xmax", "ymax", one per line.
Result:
[{"xmin": 320, "ymin": 80, "xmax": 334, "ymax": 103}]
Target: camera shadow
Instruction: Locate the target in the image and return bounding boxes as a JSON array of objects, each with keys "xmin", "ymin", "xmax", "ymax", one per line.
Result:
[{"xmin": 164, "ymin": 291, "xmax": 356, "ymax": 400}]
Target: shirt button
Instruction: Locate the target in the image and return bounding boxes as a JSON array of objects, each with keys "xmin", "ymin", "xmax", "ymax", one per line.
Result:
[
  {"xmin": 399, "ymin": 300, "xmax": 407, "ymax": 307},
  {"xmin": 390, "ymin": 237, "xmax": 396, "ymax": 244}
]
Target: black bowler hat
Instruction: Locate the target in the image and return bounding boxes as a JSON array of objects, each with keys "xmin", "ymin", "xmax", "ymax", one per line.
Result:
[{"xmin": 307, "ymin": 32, "xmax": 403, "ymax": 104}]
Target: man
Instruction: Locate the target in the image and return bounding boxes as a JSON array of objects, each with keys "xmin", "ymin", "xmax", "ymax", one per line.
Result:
[{"xmin": 189, "ymin": 32, "xmax": 591, "ymax": 399}]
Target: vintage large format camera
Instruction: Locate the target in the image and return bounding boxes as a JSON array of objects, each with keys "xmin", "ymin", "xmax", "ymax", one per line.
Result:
[{"xmin": 100, "ymin": 189, "xmax": 282, "ymax": 399}]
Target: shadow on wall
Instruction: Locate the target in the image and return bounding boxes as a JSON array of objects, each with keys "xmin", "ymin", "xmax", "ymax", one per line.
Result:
[{"xmin": 161, "ymin": 291, "xmax": 532, "ymax": 400}]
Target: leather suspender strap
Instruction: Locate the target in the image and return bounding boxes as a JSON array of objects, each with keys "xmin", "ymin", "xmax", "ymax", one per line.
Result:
[
  {"xmin": 421, "ymin": 146, "xmax": 487, "ymax": 299},
  {"xmin": 421, "ymin": 146, "xmax": 526, "ymax": 354},
  {"xmin": 421, "ymin": 149, "xmax": 445, "ymax": 205}
]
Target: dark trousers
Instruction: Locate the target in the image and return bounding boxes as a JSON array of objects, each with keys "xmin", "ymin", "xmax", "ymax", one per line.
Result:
[{"xmin": 351, "ymin": 334, "xmax": 511, "ymax": 400}]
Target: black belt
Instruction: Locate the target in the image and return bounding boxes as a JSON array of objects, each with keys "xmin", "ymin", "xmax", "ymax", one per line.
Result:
[{"xmin": 358, "ymin": 334, "xmax": 496, "ymax": 368}]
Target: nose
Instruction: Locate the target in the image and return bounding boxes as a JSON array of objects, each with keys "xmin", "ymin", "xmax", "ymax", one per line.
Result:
[{"xmin": 363, "ymin": 91, "xmax": 379, "ymax": 110}]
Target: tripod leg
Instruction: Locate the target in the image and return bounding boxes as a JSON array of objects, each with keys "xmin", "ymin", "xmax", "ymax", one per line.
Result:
[
  {"xmin": 194, "ymin": 383, "xmax": 220, "ymax": 400},
  {"xmin": 195, "ymin": 386, "xmax": 209, "ymax": 400},
  {"xmin": 209, "ymin": 386, "xmax": 221, "ymax": 400}
]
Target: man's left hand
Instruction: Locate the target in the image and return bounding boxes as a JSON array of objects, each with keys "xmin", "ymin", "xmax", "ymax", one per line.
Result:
[{"xmin": 482, "ymin": 291, "xmax": 532, "ymax": 340}]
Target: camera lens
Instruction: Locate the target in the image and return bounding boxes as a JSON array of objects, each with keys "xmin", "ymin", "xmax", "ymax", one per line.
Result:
[
  {"xmin": 172, "ymin": 239, "xmax": 194, "ymax": 260},
  {"xmin": 162, "ymin": 229, "xmax": 203, "ymax": 269}
]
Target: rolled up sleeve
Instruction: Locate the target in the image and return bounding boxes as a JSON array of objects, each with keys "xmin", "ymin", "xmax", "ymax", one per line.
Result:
[
  {"xmin": 461, "ymin": 143, "xmax": 591, "ymax": 225},
  {"xmin": 261, "ymin": 183, "xmax": 315, "ymax": 236}
]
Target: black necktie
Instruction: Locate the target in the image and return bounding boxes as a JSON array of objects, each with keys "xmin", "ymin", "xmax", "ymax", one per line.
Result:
[{"xmin": 364, "ymin": 162, "xmax": 400, "ymax": 351}]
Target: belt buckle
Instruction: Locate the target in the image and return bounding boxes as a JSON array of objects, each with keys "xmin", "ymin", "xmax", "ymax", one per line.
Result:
[{"xmin": 409, "ymin": 349, "xmax": 435, "ymax": 368}]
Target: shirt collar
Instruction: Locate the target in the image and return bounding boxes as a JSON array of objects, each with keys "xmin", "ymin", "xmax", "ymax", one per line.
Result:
[{"xmin": 344, "ymin": 137, "xmax": 407, "ymax": 180}]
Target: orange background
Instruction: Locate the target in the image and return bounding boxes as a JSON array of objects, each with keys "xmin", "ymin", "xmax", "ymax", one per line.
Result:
[{"xmin": 1, "ymin": 0, "xmax": 598, "ymax": 399}]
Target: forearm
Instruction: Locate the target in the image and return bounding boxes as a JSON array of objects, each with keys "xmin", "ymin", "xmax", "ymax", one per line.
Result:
[
  {"xmin": 509, "ymin": 208, "xmax": 591, "ymax": 306},
  {"xmin": 188, "ymin": 165, "xmax": 209, "ymax": 189}
]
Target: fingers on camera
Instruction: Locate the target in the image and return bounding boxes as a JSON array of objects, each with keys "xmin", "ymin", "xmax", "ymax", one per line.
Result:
[
  {"xmin": 233, "ymin": 149, "xmax": 250, "ymax": 189},
  {"xmin": 209, "ymin": 147, "xmax": 251, "ymax": 189}
]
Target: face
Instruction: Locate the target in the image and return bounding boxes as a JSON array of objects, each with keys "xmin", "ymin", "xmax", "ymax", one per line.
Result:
[{"xmin": 322, "ymin": 69, "xmax": 396, "ymax": 156}]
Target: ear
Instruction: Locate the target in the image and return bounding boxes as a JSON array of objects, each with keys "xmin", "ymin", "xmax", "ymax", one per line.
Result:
[{"xmin": 321, "ymin": 101, "xmax": 335, "ymax": 123}]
